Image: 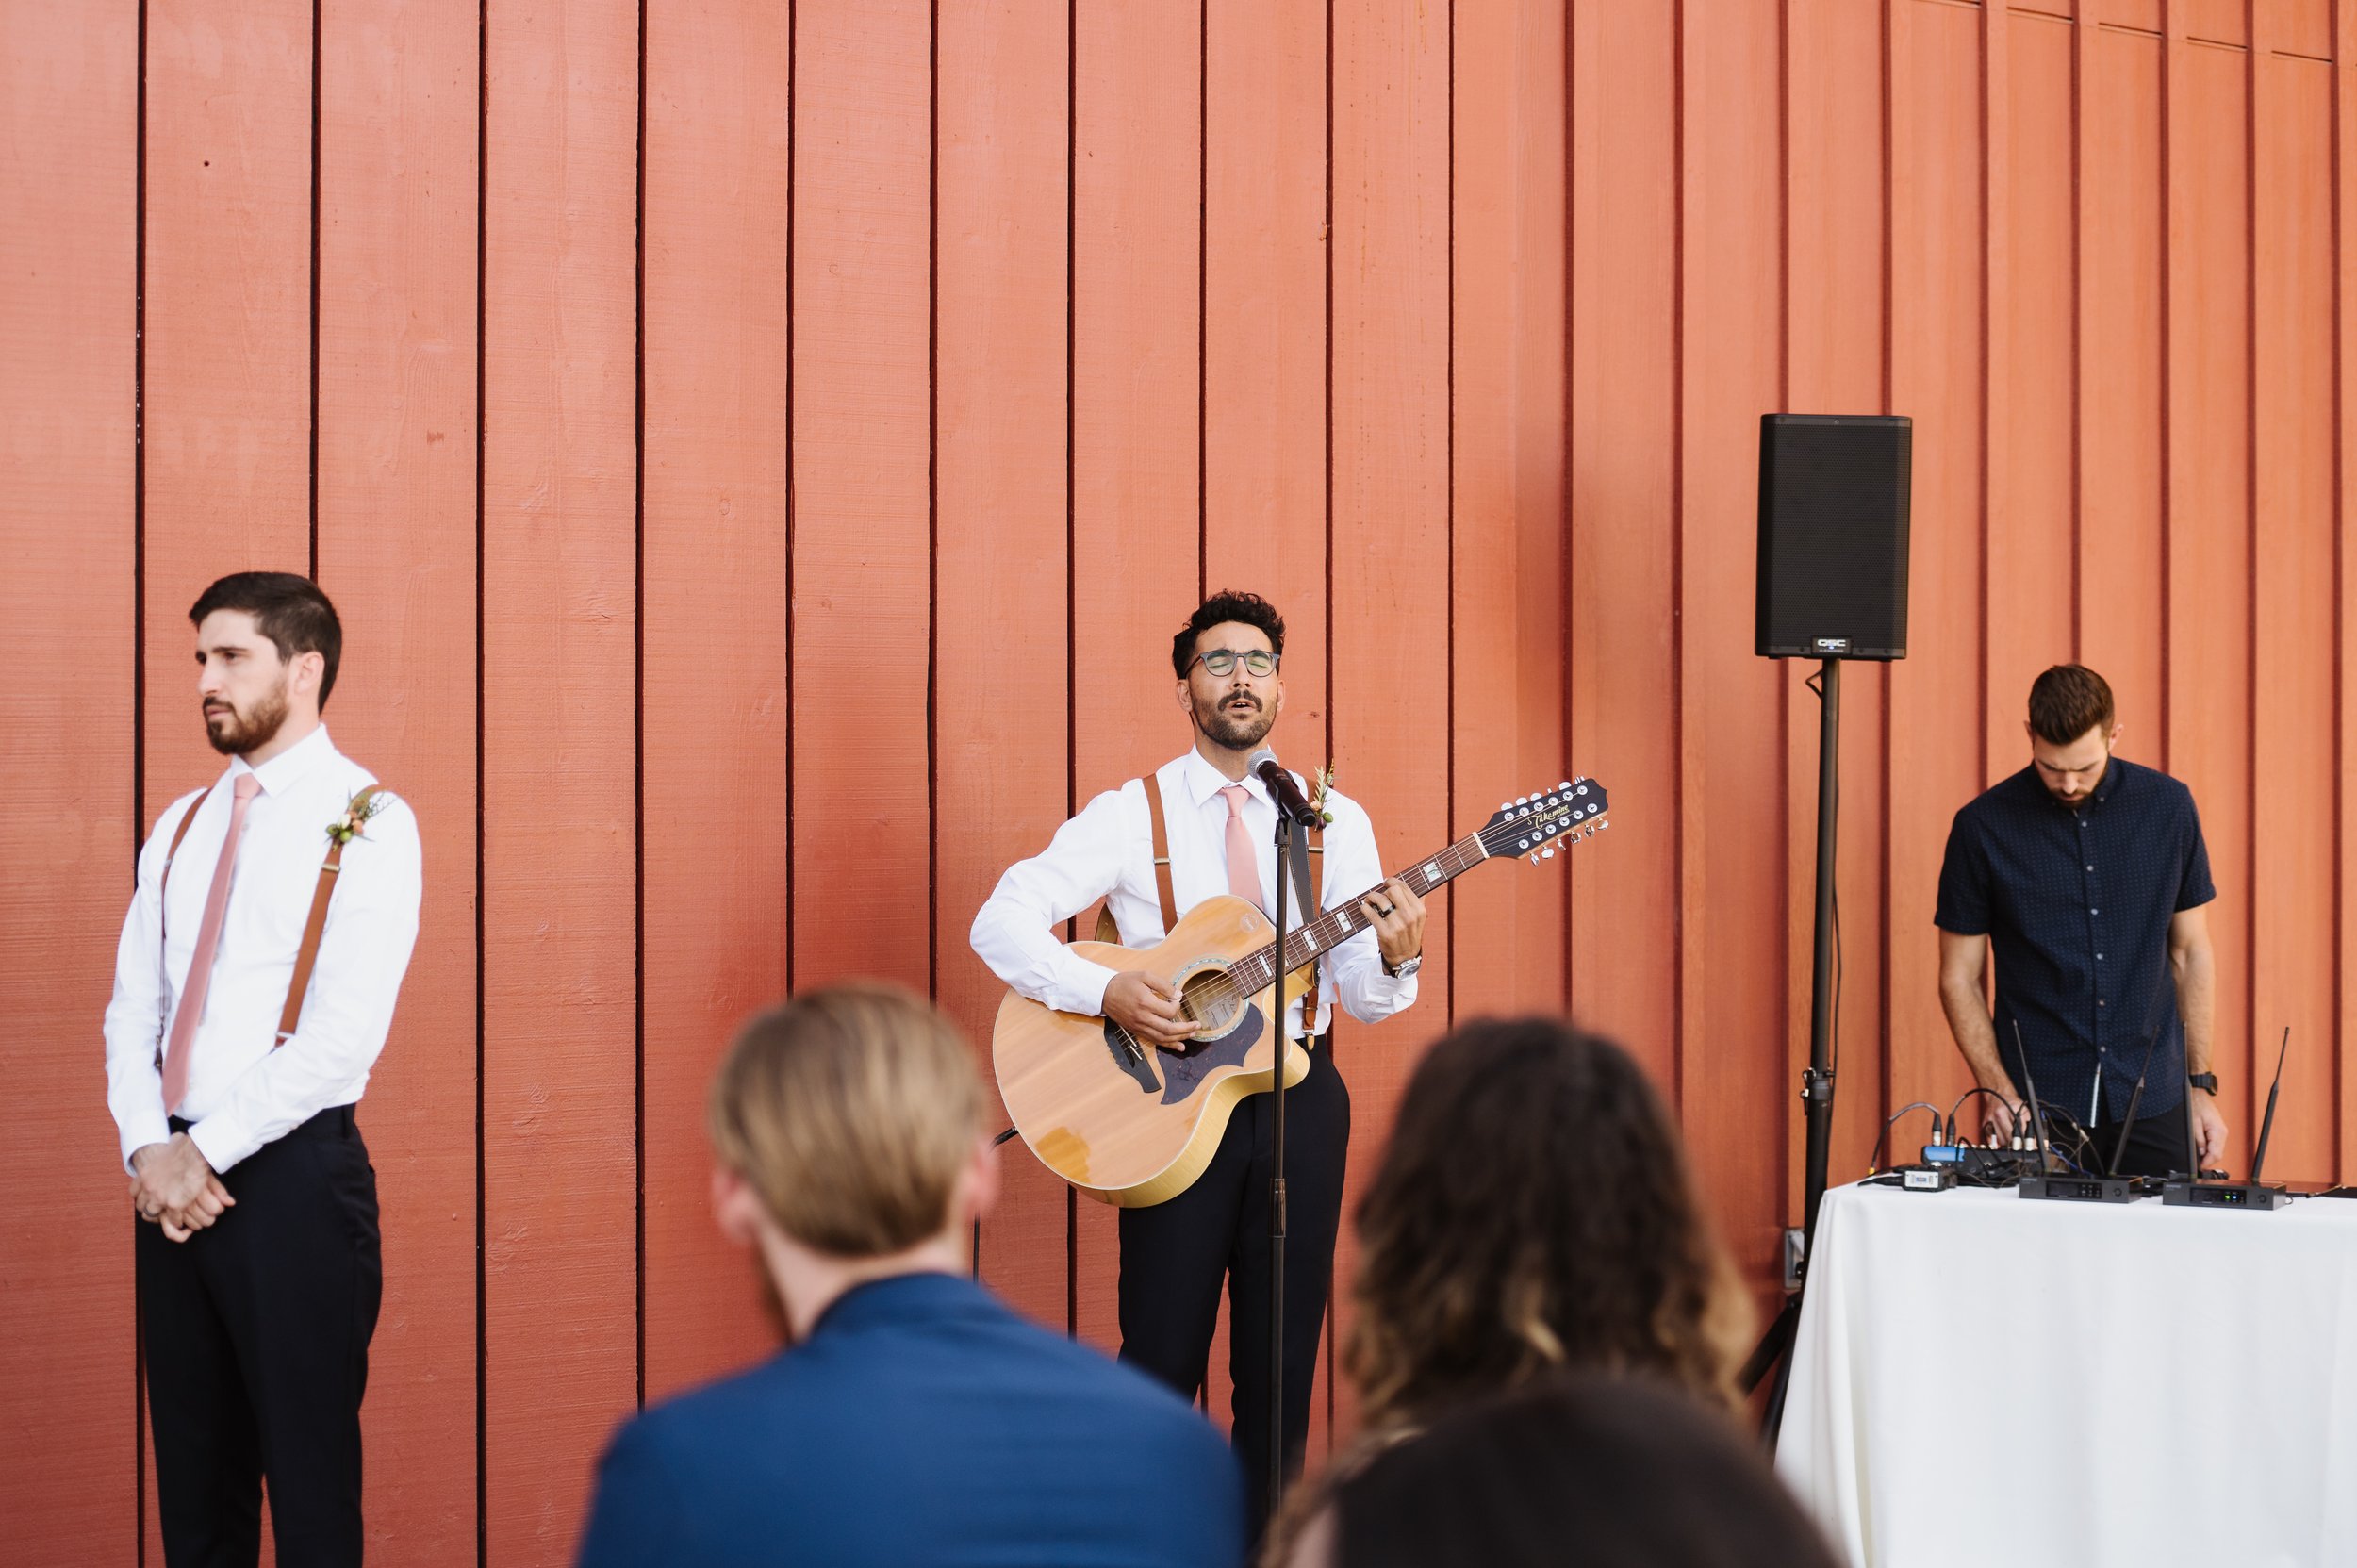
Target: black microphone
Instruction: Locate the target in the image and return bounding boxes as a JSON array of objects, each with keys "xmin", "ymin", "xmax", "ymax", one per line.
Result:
[{"xmin": 1247, "ymin": 749, "xmax": 1324, "ymax": 829}]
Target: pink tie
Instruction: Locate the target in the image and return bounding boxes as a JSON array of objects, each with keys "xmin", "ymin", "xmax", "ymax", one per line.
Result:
[
  {"xmin": 1219, "ymin": 784, "xmax": 1265, "ymax": 914},
  {"xmin": 160, "ymin": 773, "xmax": 263, "ymax": 1115}
]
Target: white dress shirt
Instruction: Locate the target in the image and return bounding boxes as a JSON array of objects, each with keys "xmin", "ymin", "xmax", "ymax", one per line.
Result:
[
  {"xmin": 970, "ymin": 749, "xmax": 1418, "ymax": 1037},
  {"xmin": 103, "ymin": 725, "xmax": 423, "ymax": 1173}
]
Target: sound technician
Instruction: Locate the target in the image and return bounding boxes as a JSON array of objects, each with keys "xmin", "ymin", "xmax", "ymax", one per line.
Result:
[{"xmin": 1934, "ymin": 665, "xmax": 2227, "ymax": 1178}]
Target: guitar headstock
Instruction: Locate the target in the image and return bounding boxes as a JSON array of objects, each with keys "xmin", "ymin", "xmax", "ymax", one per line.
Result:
[{"xmin": 1477, "ymin": 778, "xmax": 1610, "ymax": 865}]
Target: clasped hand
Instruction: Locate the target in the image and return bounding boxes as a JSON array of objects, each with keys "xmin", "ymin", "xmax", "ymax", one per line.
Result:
[{"xmin": 130, "ymin": 1133, "xmax": 234, "ymax": 1242}]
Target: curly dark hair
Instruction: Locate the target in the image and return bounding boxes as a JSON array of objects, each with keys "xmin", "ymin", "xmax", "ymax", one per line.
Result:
[
  {"xmin": 1343, "ymin": 1017, "xmax": 1753, "ymax": 1431},
  {"xmin": 1171, "ymin": 590, "xmax": 1285, "ymax": 678}
]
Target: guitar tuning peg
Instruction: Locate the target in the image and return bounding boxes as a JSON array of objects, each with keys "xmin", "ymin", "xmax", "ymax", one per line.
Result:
[{"xmin": 1541, "ymin": 846, "xmax": 1555, "ymax": 858}]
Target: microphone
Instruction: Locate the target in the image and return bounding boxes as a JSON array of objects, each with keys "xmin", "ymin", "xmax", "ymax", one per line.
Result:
[{"xmin": 1247, "ymin": 748, "xmax": 1325, "ymax": 829}]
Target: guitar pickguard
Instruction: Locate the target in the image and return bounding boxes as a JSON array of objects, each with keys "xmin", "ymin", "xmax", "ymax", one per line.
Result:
[
  {"xmin": 1101, "ymin": 1018, "xmax": 1162, "ymax": 1094},
  {"xmin": 1156, "ymin": 1005, "xmax": 1263, "ymax": 1105}
]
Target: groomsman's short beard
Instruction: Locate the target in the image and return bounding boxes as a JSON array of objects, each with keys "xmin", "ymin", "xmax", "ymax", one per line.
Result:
[{"xmin": 204, "ymin": 681, "xmax": 291, "ymax": 756}]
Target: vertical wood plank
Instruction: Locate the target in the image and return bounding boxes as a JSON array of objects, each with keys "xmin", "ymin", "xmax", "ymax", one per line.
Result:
[
  {"xmin": 1989, "ymin": 13, "xmax": 2078, "ymax": 776},
  {"xmin": 2081, "ymin": 25, "xmax": 2168, "ymax": 750},
  {"xmin": 1568, "ymin": 0, "xmax": 1678, "ymax": 1088},
  {"xmin": 138, "ymin": 11, "xmax": 317, "ymax": 1553},
  {"xmin": 2250, "ymin": 37, "xmax": 2337, "ymax": 1180},
  {"xmin": 0, "ymin": 3, "xmax": 138, "ymax": 1559},
  {"xmin": 1066, "ymin": 0, "xmax": 1202, "ymax": 1358},
  {"xmin": 2336, "ymin": 0, "xmax": 2356, "ymax": 1187},
  {"xmin": 1677, "ymin": 0, "xmax": 1788, "ymax": 1301},
  {"xmin": 1327, "ymin": 0, "xmax": 1451, "ymax": 1439},
  {"xmin": 1885, "ymin": 0, "xmax": 1983, "ymax": 1120},
  {"xmin": 141, "ymin": 0, "xmax": 314, "ymax": 816},
  {"xmin": 639, "ymin": 0, "xmax": 793, "ymax": 1402},
  {"xmin": 480, "ymin": 0, "xmax": 640, "ymax": 1560},
  {"xmin": 790, "ymin": 0, "xmax": 931, "ymax": 995},
  {"xmin": 2165, "ymin": 16, "xmax": 2256, "ymax": 1147},
  {"xmin": 312, "ymin": 0, "xmax": 481, "ymax": 1552},
  {"xmin": 935, "ymin": 0, "xmax": 1072, "ymax": 1332},
  {"xmin": 1201, "ymin": 0, "xmax": 1329, "ymax": 1446},
  {"xmin": 1784, "ymin": 0, "xmax": 1891, "ymax": 1212},
  {"xmin": 1452, "ymin": 0, "xmax": 1568, "ymax": 1028}
]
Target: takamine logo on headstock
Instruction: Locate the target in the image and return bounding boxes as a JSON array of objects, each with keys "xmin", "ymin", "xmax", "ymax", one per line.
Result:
[{"xmin": 1478, "ymin": 778, "xmax": 1610, "ymax": 865}]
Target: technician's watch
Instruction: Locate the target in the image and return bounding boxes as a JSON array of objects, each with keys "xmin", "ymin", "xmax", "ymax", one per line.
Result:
[
  {"xmin": 1384, "ymin": 953, "xmax": 1423, "ymax": 980},
  {"xmin": 2187, "ymin": 1071, "xmax": 2219, "ymax": 1096}
]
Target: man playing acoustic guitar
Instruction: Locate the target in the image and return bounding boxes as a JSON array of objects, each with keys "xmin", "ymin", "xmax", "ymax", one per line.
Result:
[{"xmin": 972, "ymin": 590, "xmax": 1425, "ymax": 1533}]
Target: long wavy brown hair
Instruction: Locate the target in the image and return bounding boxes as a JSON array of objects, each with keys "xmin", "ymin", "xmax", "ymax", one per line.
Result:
[{"xmin": 1343, "ymin": 1016, "xmax": 1754, "ymax": 1432}]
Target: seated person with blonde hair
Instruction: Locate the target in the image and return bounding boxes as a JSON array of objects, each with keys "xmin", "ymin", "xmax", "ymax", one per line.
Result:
[{"xmin": 577, "ymin": 983, "xmax": 1244, "ymax": 1568}]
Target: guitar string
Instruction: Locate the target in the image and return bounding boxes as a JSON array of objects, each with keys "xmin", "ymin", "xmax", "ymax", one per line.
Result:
[{"xmin": 1123, "ymin": 809, "xmax": 1588, "ymax": 1047}]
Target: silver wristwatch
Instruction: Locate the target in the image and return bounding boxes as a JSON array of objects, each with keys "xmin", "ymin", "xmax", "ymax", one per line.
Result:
[{"xmin": 1384, "ymin": 953, "xmax": 1423, "ymax": 980}]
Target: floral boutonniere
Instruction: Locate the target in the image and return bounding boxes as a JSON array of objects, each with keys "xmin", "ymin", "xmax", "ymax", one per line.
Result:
[
  {"xmin": 1308, "ymin": 764, "xmax": 1337, "ymax": 826},
  {"xmin": 327, "ymin": 790, "xmax": 388, "ymax": 848}
]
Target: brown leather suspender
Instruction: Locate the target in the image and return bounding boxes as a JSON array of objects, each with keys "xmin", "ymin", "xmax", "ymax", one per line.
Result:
[
  {"xmin": 156, "ymin": 779, "xmax": 383, "ymax": 1050},
  {"xmin": 276, "ymin": 785, "xmax": 381, "ymax": 1043},
  {"xmin": 159, "ymin": 782, "xmax": 221, "ymax": 901},
  {"xmin": 1091, "ymin": 771, "xmax": 1323, "ymax": 1032}
]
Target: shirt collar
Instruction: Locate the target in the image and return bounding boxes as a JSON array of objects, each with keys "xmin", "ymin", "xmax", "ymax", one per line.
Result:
[
  {"xmin": 230, "ymin": 723, "xmax": 338, "ymax": 798},
  {"xmin": 1178, "ymin": 747, "xmax": 1267, "ymax": 809}
]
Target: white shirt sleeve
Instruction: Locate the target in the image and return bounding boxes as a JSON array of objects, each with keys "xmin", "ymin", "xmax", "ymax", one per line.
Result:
[
  {"xmin": 185, "ymin": 794, "xmax": 424, "ymax": 1172},
  {"xmin": 969, "ymin": 785, "xmax": 1141, "ymax": 1017},
  {"xmin": 1314, "ymin": 790, "xmax": 1419, "ymax": 1026},
  {"xmin": 101, "ymin": 796, "xmax": 200, "ymax": 1170}
]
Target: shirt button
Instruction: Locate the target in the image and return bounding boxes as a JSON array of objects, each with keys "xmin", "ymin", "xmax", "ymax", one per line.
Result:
[
  {"xmin": 2099, "ymin": 999, "xmax": 2107, "ymax": 1008},
  {"xmin": 2090, "ymin": 909, "xmax": 2100, "ymax": 917},
  {"xmin": 2096, "ymin": 953, "xmax": 2104, "ymax": 962},
  {"xmin": 2085, "ymin": 865, "xmax": 2094, "ymax": 872}
]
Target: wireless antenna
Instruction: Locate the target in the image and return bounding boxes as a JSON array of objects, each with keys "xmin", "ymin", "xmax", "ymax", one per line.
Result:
[{"xmin": 2248, "ymin": 1027, "xmax": 2290, "ymax": 1187}]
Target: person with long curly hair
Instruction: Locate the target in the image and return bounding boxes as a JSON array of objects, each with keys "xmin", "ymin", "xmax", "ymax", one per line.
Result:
[{"xmin": 1273, "ymin": 1016, "xmax": 1828, "ymax": 1567}]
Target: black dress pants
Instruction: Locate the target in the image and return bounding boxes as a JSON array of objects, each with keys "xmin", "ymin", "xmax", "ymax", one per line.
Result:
[
  {"xmin": 138, "ymin": 1107, "xmax": 382, "ymax": 1568},
  {"xmin": 2085, "ymin": 1103, "xmax": 2198, "ymax": 1179},
  {"xmin": 1117, "ymin": 1039, "xmax": 1350, "ymax": 1534}
]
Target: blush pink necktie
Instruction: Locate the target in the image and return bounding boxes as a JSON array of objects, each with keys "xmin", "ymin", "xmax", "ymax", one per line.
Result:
[
  {"xmin": 160, "ymin": 772, "xmax": 263, "ymax": 1115},
  {"xmin": 1219, "ymin": 784, "xmax": 1265, "ymax": 915}
]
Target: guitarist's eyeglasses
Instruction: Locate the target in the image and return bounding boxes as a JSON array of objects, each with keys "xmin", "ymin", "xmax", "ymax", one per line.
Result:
[{"xmin": 1191, "ymin": 649, "xmax": 1279, "ymax": 678}]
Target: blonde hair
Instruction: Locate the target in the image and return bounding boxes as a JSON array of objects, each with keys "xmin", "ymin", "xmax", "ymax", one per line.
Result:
[{"xmin": 706, "ymin": 982, "xmax": 984, "ymax": 1258}]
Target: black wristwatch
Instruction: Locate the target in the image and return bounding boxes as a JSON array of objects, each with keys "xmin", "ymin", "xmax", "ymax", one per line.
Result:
[{"xmin": 2187, "ymin": 1071, "xmax": 2219, "ymax": 1096}]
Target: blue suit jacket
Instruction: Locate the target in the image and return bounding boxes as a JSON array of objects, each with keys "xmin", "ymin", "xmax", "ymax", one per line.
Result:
[{"xmin": 576, "ymin": 1271, "xmax": 1245, "ymax": 1568}]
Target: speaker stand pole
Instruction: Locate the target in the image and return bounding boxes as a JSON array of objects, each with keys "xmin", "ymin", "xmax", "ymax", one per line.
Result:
[{"xmin": 1748, "ymin": 656, "xmax": 1842, "ymax": 1448}]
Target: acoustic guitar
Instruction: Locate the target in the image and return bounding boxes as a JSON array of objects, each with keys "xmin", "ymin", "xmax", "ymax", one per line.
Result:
[{"xmin": 992, "ymin": 777, "xmax": 1611, "ymax": 1207}]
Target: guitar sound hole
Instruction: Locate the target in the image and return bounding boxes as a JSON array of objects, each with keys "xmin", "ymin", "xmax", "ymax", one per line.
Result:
[{"xmin": 1178, "ymin": 968, "xmax": 1244, "ymax": 1034}]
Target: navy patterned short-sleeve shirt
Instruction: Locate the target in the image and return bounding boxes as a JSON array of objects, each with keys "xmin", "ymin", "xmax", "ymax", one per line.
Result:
[{"xmin": 1935, "ymin": 757, "xmax": 2215, "ymax": 1124}]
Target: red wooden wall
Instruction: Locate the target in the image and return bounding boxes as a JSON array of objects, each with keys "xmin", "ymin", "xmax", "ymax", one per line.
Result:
[{"xmin": 5, "ymin": 1, "xmax": 2354, "ymax": 1561}]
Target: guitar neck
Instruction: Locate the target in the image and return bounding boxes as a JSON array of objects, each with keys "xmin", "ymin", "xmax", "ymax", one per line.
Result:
[{"xmin": 1225, "ymin": 833, "xmax": 1490, "ymax": 997}]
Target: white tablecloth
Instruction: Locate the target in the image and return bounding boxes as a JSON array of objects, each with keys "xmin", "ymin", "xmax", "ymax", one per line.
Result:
[{"xmin": 1775, "ymin": 1183, "xmax": 2357, "ymax": 1568}]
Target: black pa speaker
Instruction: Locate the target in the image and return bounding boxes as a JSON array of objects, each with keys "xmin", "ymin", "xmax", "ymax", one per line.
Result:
[{"xmin": 1755, "ymin": 414, "xmax": 1912, "ymax": 660}]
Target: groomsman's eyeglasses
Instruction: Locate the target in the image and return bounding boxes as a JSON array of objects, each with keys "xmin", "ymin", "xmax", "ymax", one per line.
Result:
[{"xmin": 1192, "ymin": 649, "xmax": 1279, "ymax": 678}]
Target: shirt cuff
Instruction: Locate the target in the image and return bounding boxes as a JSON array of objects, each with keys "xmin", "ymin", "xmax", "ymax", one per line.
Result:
[
  {"xmin": 1058, "ymin": 960, "xmax": 1119, "ymax": 1018},
  {"xmin": 186, "ymin": 1110, "xmax": 261, "ymax": 1175},
  {"xmin": 119, "ymin": 1112, "xmax": 173, "ymax": 1174}
]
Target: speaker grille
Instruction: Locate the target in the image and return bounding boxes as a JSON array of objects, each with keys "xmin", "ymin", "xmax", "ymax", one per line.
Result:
[{"xmin": 1755, "ymin": 414, "xmax": 1912, "ymax": 660}]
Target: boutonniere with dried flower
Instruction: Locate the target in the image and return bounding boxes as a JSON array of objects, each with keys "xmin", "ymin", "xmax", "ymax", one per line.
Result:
[
  {"xmin": 1308, "ymin": 764, "xmax": 1337, "ymax": 826},
  {"xmin": 326, "ymin": 790, "xmax": 388, "ymax": 848}
]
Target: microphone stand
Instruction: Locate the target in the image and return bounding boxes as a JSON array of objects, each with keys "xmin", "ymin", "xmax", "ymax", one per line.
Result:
[{"xmin": 1266, "ymin": 799, "xmax": 1294, "ymax": 1520}]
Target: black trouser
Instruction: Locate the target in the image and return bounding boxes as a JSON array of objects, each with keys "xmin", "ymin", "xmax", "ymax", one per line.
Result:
[
  {"xmin": 1117, "ymin": 1039, "xmax": 1350, "ymax": 1535},
  {"xmin": 138, "ymin": 1107, "xmax": 382, "ymax": 1568},
  {"xmin": 2085, "ymin": 1102, "xmax": 2196, "ymax": 1179}
]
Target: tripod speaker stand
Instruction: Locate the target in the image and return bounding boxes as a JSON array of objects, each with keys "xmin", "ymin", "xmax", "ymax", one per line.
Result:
[{"xmin": 1746, "ymin": 412, "xmax": 1911, "ymax": 1444}]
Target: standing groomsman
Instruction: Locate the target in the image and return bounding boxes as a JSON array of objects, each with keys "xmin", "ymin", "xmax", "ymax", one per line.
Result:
[{"xmin": 105, "ymin": 571, "xmax": 422, "ymax": 1567}]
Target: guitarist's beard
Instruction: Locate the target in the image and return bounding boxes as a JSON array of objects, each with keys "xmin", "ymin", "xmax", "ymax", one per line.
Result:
[{"xmin": 1191, "ymin": 692, "xmax": 1276, "ymax": 752}]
